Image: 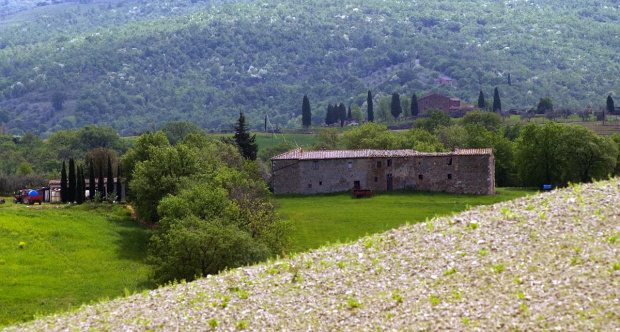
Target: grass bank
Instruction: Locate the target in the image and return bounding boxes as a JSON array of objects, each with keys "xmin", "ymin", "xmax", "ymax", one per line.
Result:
[
  {"xmin": 0, "ymin": 202, "xmax": 153, "ymax": 327},
  {"xmin": 276, "ymin": 188, "xmax": 534, "ymax": 253}
]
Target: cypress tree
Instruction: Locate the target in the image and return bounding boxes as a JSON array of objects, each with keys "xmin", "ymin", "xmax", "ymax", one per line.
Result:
[
  {"xmin": 390, "ymin": 92, "xmax": 402, "ymax": 119},
  {"xmin": 411, "ymin": 93, "xmax": 419, "ymax": 116},
  {"xmin": 478, "ymin": 90, "xmax": 485, "ymax": 109},
  {"xmin": 107, "ymin": 156, "xmax": 114, "ymax": 198},
  {"xmin": 68, "ymin": 158, "xmax": 76, "ymax": 203},
  {"xmin": 60, "ymin": 160, "xmax": 67, "ymax": 203},
  {"xmin": 493, "ymin": 87, "xmax": 502, "ymax": 113},
  {"xmin": 89, "ymin": 162, "xmax": 96, "ymax": 201},
  {"xmin": 76, "ymin": 166, "xmax": 84, "ymax": 205},
  {"xmin": 80, "ymin": 165, "xmax": 86, "ymax": 203},
  {"xmin": 116, "ymin": 164, "xmax": 122, "ymax": 202},
  {"xmin": 607, "ymin": 94, "xmax": 615, "ymax": 114},
  {"xmin": 98, "ymin": 161, "xmax": 105, "ymax": 201},
  {"xmin": 325, "ymin": 103, "xmax": 334, "ymax": 125},
  {"xmin": 302, "ymin": 95, "xmax": 312, "ymax": 128},
  {"xmin": 233, "ymin": 112, "xmax": 258, "ymax": 160},
  {"xmin": 367, "ymin": 90, "xmax": 374, "ymax": 122},
  {"xmin": 347, "ymin": 106, "xmax": 352, "ymax": 120},
  {"xmin": 338, "ymin": 103, "xmax": 347, "ymax": 127}
]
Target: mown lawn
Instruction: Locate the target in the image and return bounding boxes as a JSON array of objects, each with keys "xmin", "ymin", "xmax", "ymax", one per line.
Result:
[
  {"xmin": 0, "ymin": 201, "xmax": 154, "ymax": 327},
  {"xmin": 276, "ymin": 188, "xmax": 535, "ymax": 253}
]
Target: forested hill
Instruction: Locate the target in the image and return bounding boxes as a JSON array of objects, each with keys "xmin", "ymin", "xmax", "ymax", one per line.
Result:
[{"xmin": 0, "ymin": 0, "xmax": 619, "ymax": 136}]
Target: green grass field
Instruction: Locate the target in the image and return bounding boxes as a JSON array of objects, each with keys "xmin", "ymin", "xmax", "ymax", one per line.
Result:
[
  {"xmin": 0, "ymin": 201, "xmax": 154, "ymax": 327},
  {"xmin": 276, "ymin": 188, "xmax": 535, "ymax": 253}
]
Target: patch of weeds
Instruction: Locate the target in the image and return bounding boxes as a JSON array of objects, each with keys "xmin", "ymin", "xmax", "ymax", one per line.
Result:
[
  {"xmin": 611, "ymin": 262, "xmax": 620, "ymax": 271},
  {"xmin": 426, "ymin": 221, "xmax": 434, "ymax": 232},
  {"xmin": 266, "ymin": 267, "xmax": 278, "ymax": 275},
  {"xmin": 515, "ymin": 291, "xmax": 526, "ymax": 299},
  {"xmin": 429, "ymin": 293, "xmax": 441, "ymax": 306},
  {"xmin": 391, "ymin": 290, "xmax": 403, "ymax": 303},
  {"xmin": 570, "ymin": 257, "xmax": 580, "ymax": 265},
  {"xmin": 608, "ymin": 235, "xmax": 618, "ymax": 244},
  {"xmin": 513, "ymin": 277, "xmax": 523, "ymax": 284},
  {"xmin": 451, "ymin": 288, "xmax": 462, "ymax": 300},
  {"xmin": 492, "ymin": 264, "xmax": 506, "ymax": 273},
  {"xmin": 468, "ymin": 222, "xmax": 479, "ymax": 230},
  {"xmin": 18, "ymin": 241, "xmax": 26, "ymax": 249},
  {"xmin": 538, "ymin": 212, "xmax": 546, "ymax": 220},
  {"xmin": 337, "ymin": 261, "xmax": 346, "ymax": 269},
  {"xmin": 363, "ymin": 238, "xmax": 374, "ymax": 249},
  {"xmin": 220, "ymin": 295, "xmax": 230, "ymax": 308},
  {"xmin": 207, "ymin": 319, "xmax": 218, "ymax": 327},
  {"xmin": 444, "ymin": 267, "xmax": 457, "ymax": 276},
  {"xmin": 519, "ymin": 303, "xmax": 529, "ymax": 311},
  {"xmin": 573, "ymin": 247, "xmax": 582, "ymax": 254},
  {"xmin": 347, "ymin": 298, "xmax": 361, "ymax": 309},
  {"xmin": 235, "ymin": 320, "xmax": 248, "ymax": 329},
  {"xmin": 478, "ymin": 248, "xmax": 488, "ymax": 257}
]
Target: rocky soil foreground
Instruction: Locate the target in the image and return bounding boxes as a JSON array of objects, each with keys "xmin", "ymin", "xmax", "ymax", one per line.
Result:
[{"xmin": 5, "ymin": 180, "xmax": 620, "ymax": 331}]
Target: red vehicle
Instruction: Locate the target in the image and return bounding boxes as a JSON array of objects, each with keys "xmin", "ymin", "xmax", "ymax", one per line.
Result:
[{"xmin": 14, "ymin": 188, "xmax": 44, "ymax": 205}]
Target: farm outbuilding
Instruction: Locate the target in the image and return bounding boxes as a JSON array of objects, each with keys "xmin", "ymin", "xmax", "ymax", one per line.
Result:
[{"xmin": 271, "ymin": 148, "xmax": 495, "ymax": 195}]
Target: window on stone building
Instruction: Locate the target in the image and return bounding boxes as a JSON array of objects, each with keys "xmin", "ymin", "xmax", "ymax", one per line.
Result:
[
  {"xmin": 312, "ymin": 161, "xmax": 319, "ymax": 170},
  {"xmin": 319, "ymin": 181, "xmax": 323, "ymax": 185},
  {"xmin": 448, "ymin": 158, "xmax": 452, "ymax": 165},
  {"xmin": 377, "ymin": 161, "xmax": 382, "ymax": 168},
  {"xmin": 448, "ymin": 174, "xmax": 452, "ymax": 179},
  {"xmin": 419, "ymin": 174, "xmax": 423, "ymax": 180},
  {"xmin": 348, "ymin": 161, "xmax": 352, "ymax": 168},
  {"xmin": 308, "ymin": 183, "xmax": 312, "ymax": 188},
  {"xmin": 387, "ymin": 159, "xmax": 392, "ymax": 167},
  {"xmin": 374, "ymin": 177, "xmax": 378, "ymax": 182}
]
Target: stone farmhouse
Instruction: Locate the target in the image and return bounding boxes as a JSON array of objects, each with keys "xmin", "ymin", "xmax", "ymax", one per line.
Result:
[
  {"xmin": 418, "ymin": 93, "xmax": 461, "ymax": 114},
  {"xmin": 271, "ymin": 148, "xmax": 495, "ymax": 195}
]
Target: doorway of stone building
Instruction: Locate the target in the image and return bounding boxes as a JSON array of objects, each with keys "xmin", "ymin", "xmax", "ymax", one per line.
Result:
[
  {"xmin": 386, "ymin": 174, "xmax": 393, "ymax": 191},
  {"xmin": 354, "ymin": 181, "xmax": 361, "ymax": 190}
]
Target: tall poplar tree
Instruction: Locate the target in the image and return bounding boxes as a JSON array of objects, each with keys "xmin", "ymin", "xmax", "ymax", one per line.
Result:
[
  {"xmin": 68, "ymin": 158, "xmax": 76, "ymax": 203},
  {"xmin": 411, "ymin": 93, "xmax": 419, "ymax": 116},
  {"xmin": 89, "ymin": 162, "xmax": 96, "ymax": 201},
  {"xmin": 390, "ymin": 92, "xmax": 402, "ymax": 119},
  {"xmin": 367, "ymin": 90, "xmax": 374, "ymax": 122},
  {"xmin": 493, "ymin": 87, "xmax": 502, "ymax": 113},
  {"xmin": 302, "ymin": 95, "xmax": 312, "ymax": 128},
  {"xmin": 80, "ymin": 165, "xmax": 86, "ymax": 203},
  {"xmin": 478, "ymin": 90, "xmax": 485, "ymax": 109},
  {"xmin": 233, "ymin": 112, "xmax": 258, "ymax": 160},
  {"xmin": 60, "ymin": 160, "xmax": 67, "ymax": 203},
  {"xmin": 107, "ymin": 156, "xmax": 114, "ymax": 197}
]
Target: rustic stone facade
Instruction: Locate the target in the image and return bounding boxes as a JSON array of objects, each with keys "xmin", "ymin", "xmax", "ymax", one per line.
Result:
[
  {"xmin": 271, "ymin": 148, "xmax": 495, "ymax": 195},
  {"xmin": 417, "ymin": 93, "xmax": 461, "ymax": 114}
]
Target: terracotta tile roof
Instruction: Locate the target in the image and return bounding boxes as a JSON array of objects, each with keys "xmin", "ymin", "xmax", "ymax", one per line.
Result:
[{"xmin": 271, "ymin": 148, "xmax": 492, "ymax": 161}]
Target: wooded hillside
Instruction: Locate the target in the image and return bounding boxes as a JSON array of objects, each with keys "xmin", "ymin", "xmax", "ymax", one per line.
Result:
[{"xmin": 0, "ymin": 0, "xmax": 618, "ymax": 136}]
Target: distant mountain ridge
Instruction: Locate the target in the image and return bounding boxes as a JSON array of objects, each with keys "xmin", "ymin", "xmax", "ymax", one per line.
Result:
[{"xmin": 0, "ymin": 0, "xmax": 618, "ymax": 136}]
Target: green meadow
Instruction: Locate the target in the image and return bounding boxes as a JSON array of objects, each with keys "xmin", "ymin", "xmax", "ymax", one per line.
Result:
[
  {"xmin": 0, "ymin": 202, "xmax": 154, "ymax": 327},
  {"xmin": 0, "ymin": 187, "xmax": 533, "ymax": 327},
  {"xmin": 276, "ymin": 188, "xmax": 535, "ymax": 253}
]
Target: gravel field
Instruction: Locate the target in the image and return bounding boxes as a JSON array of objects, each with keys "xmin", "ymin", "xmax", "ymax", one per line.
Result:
[{"xmin": 5, "ymin": 179, "xmax": 620, "ymax": 331}]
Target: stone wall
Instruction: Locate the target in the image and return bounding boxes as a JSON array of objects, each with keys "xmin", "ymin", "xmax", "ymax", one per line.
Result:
[{"xmin": 272, "ymin": 153, "xmax": 494, "ymax": 195}]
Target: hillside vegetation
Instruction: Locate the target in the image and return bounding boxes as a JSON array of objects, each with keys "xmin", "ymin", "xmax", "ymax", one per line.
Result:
[
  {"xmin": 4, "ymin": 179, "xmax": 619, "ymax": 331},
  {"xmin": 0, "ymin": 0, "xmax": 618, "ymax": 136}
]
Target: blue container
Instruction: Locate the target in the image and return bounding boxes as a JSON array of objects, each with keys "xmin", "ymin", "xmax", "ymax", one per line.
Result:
[{"xmin": 542, "ymin": 184, "xmax": 552, "ymax": 190}]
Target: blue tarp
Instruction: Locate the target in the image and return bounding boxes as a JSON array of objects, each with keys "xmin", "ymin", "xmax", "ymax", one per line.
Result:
[{"xmin": 28, "ymin": 190, "xmax": 39, "ymax": 197}]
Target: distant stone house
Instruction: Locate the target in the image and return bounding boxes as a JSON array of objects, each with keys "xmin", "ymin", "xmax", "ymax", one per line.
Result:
[
  {"xmin": 271, "ymin": 148, "xmax": 495, "ymax": 195},
  {"xmin": 417, "ymin": 93, "xmax": 461, "ymax": 114}
]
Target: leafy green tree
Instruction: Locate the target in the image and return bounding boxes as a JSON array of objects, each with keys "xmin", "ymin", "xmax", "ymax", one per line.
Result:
[
  {"xmin": 302, "ymin": 95, "xmax": 311, "ymax": 128},
  {"xmin": 478, "ymin": 90, "xmax": 485, "ymax": 109},
  {"xmin": 515, "ymin": 123, "xmax": 564, "ymax": 187},
  {"xmin": 607, "ymin": 94, "xmax": 615, "ymax": 114},
  {"xmin": 367, "ymin": 90, "xmax": 374, "ymax": 122},
  {"xmin": 234, "ymin": 112, "xmax": 258, "ymax": 160},
  {"xmin": 60, "ymin": 160, "xmax": 67, "ymax": 203},
  {"xmin": 351, "ymin": 104, "xmax": 363, "ymax": 124},
  {"xmin": 160, "ymin": 121, "xmax": 206, "ymax": 145},
  {"xmin": 390, "ymin": 92, "xmax": 402, "ymax": 120},
  {"xmin": 411, "ymin": 93, "xmax": 419, "ymax": 117},
  {"xmin": 458, "ymin": 110, "xmax": 502, "ymax": 133},
  {"xmin": 68, "ymin": 158, "xmax": 76, "ymax": 203},
  {"xmin": 342, "ymin": 122, "xmax": 399, "ymax": 149},
  {"xmin": 402, "ymin": 128, "xmax": 445, "ymax": 152},
  {"xmin": 120, "ymin": 131, "xmax": 171, "ymax": 188},
  {"xmin": 414, "ymin": 110, "xmax": 452, "ymax": 134},
  {"xmin": 313, "ymin": 128, "xmax": 340, "ymax": 150},
  {"xmin": 536, "ymin": 97, "xmax": 553, "ymax": 114},
  {"xmin": 558, "ymin": 125, "xmax": 617, "ymax": 183},
  {"xmin": 493, "ymin": 87, "xmax": 501, "ymax": 113},
  {"xmin": 16, "ymin": 162, "xmax": 33, "ymax": 175}
]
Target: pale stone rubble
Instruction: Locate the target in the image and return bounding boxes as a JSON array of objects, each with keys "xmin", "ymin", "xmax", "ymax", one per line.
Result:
[{"xmin": 5, "ymin": 179, "xmax": 620, "ymax": 331}]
